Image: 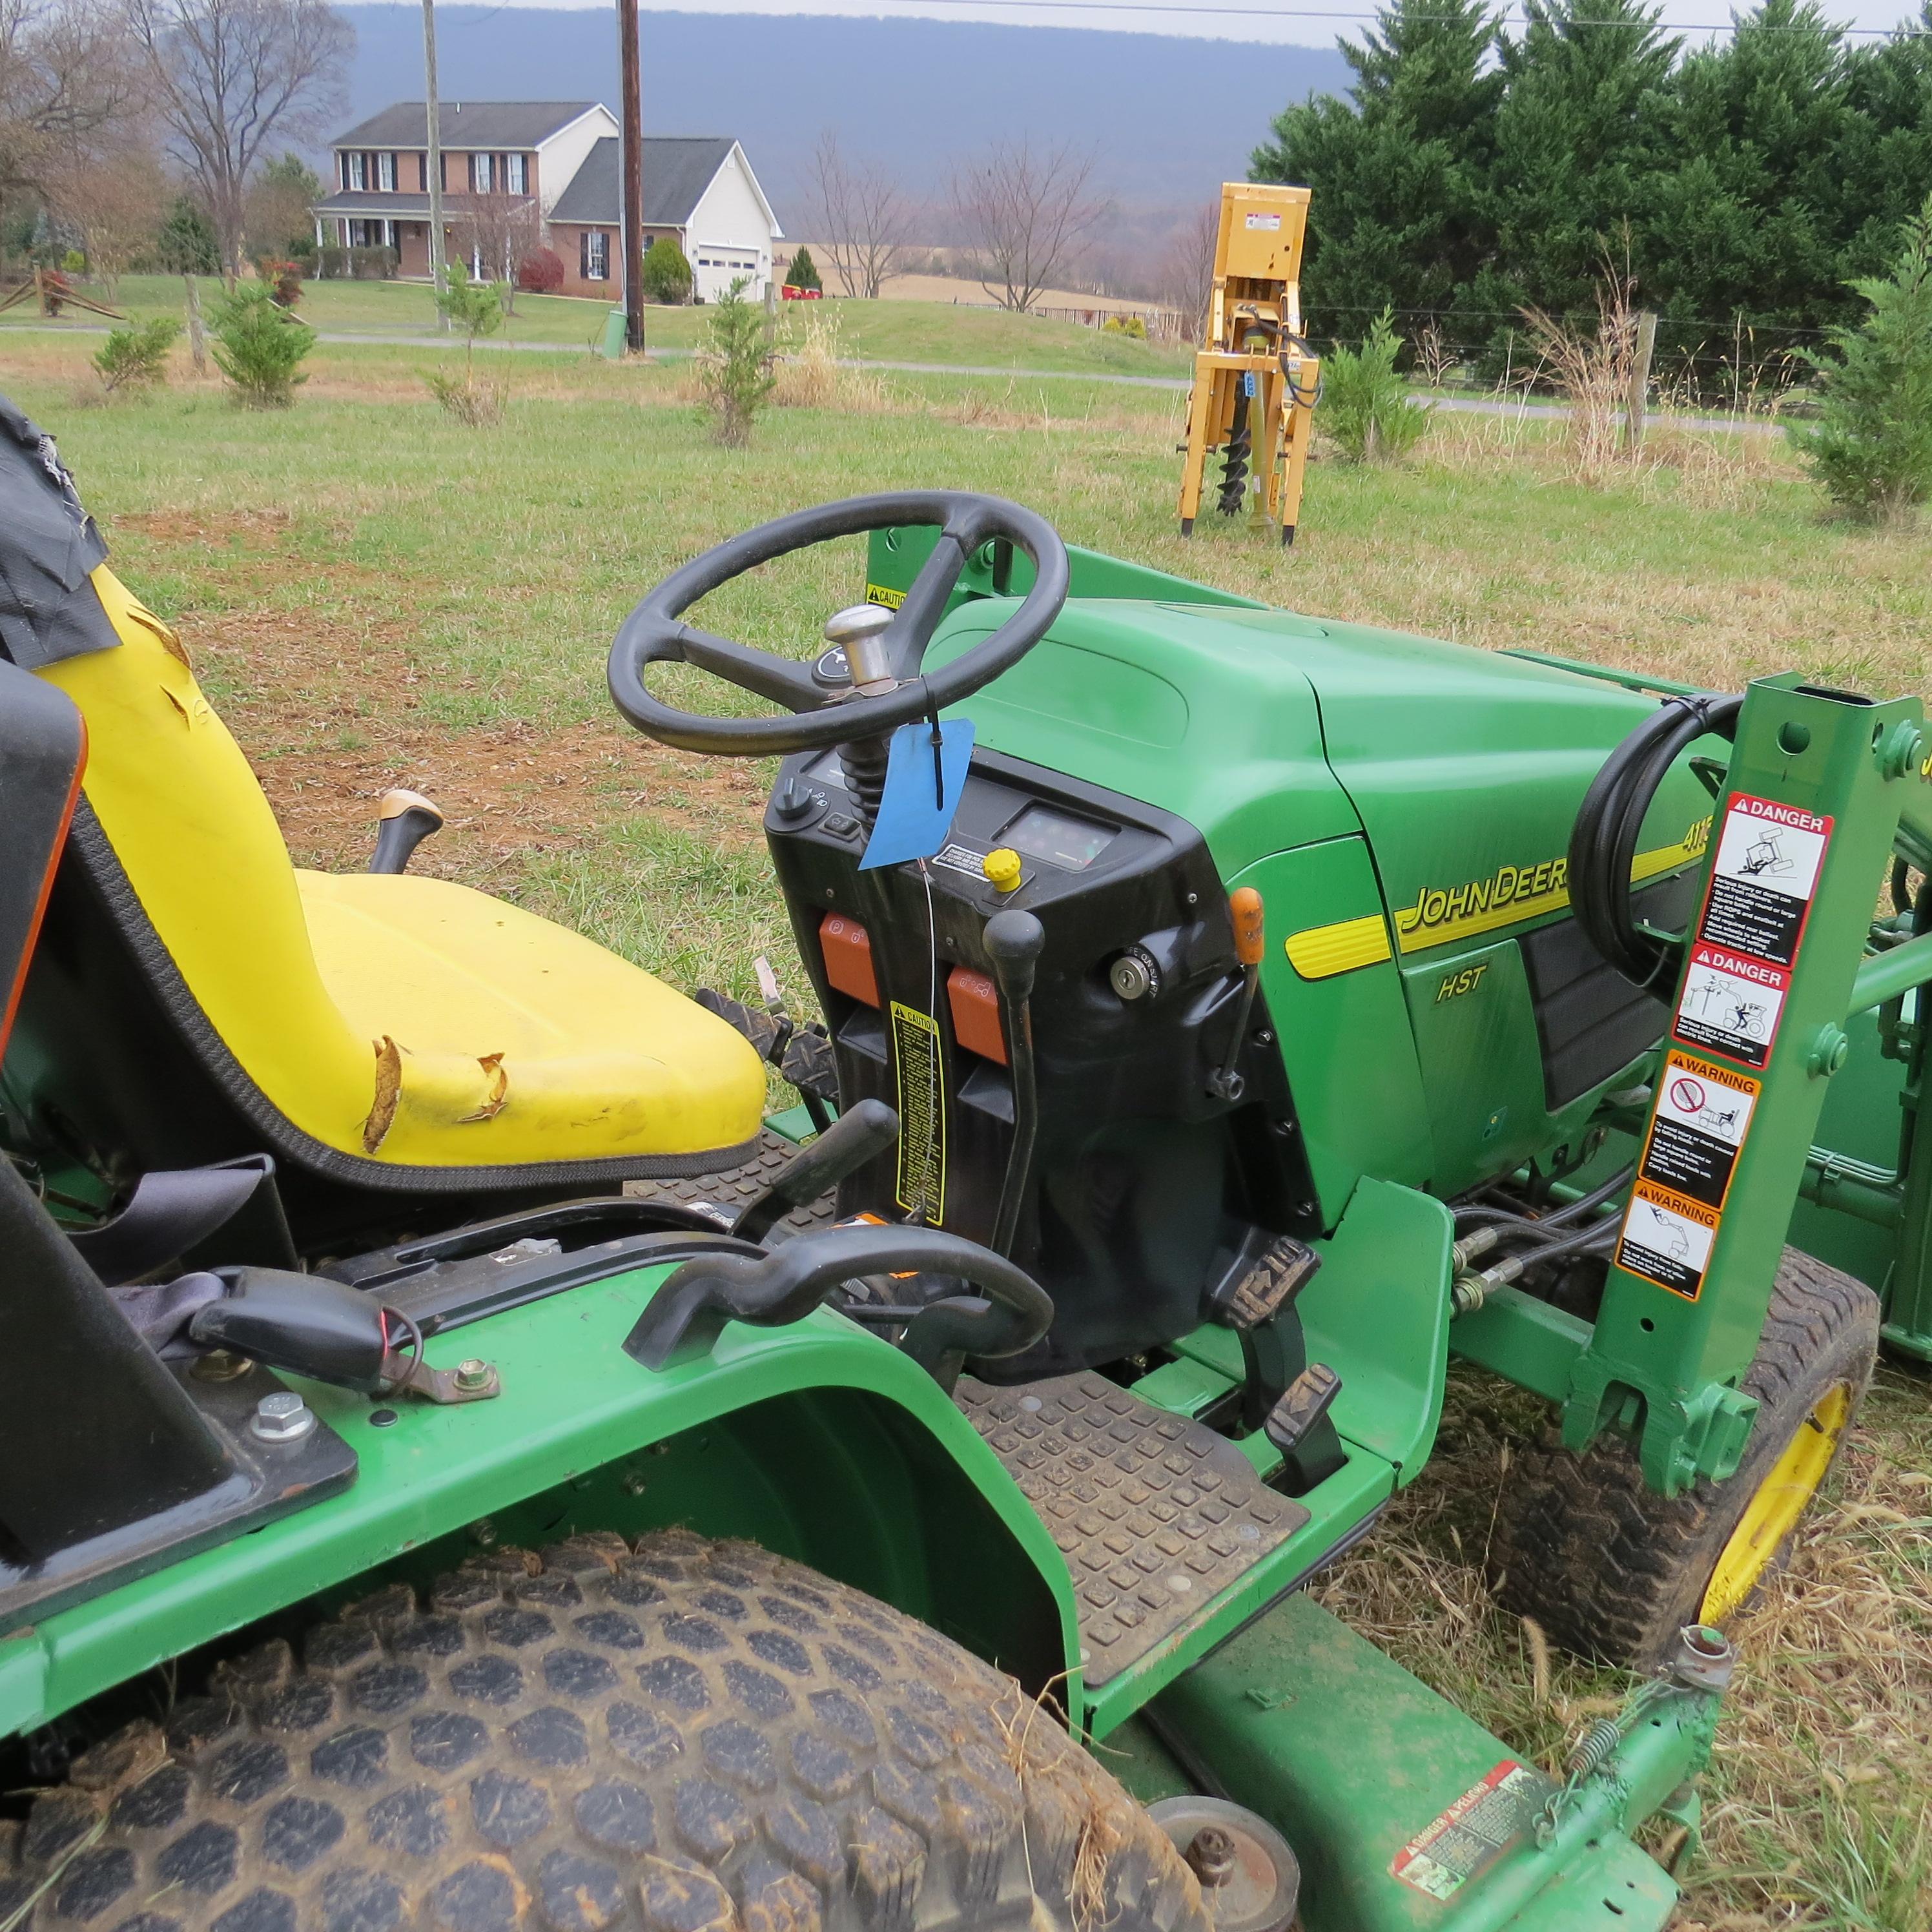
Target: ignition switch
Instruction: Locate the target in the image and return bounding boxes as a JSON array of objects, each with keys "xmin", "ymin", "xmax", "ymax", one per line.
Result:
[{"xmin": 1109, "ymin": 945, "xmax": 1162, "ymax": 1002}]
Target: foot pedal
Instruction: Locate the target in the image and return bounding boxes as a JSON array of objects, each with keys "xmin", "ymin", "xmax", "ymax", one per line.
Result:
[
  {"xmin": 1265, "ymin": 1364, "xmax": 1341, "ymax": 1454},
  {"xmin": 1264, "ymin": 1363, "xmax": 1346, "ymax": 1497},
  {"xmin": 779, "ymin": 1024, "xmax": 838, "ymax": 1104},
  {"xmin": 695, "ymin": 987, "xmax": 789, "ymax": 1063},
  {"xmin": 1211, "ymin": 1234, "xmax": 1322, "ymax": 1331}
]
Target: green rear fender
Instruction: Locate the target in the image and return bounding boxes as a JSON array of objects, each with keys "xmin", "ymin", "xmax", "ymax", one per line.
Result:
[{"xmin": 0, "ymin": 1272, "xmax": 1081, "ymax": 1740}]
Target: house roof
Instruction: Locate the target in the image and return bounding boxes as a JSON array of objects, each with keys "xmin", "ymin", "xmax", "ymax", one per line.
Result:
[
  {"xmin": 549, "ymin": 136, "xmax": 737, "ymax": 227},
  {"xmin": 332, "ymin": 101, "xmax": 602, "ymax": 150}
]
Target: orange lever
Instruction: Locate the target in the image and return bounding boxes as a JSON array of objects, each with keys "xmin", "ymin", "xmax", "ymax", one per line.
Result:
[{"xmin": 1231, "ymin": 887, "xmax": 1266, "ymax": 967}]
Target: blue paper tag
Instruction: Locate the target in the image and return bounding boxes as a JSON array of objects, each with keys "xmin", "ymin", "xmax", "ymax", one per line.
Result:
[
  {"xmin": 859, "ymin": 719, "xmax": 975, "ymax": 870},
  {"xmin": 1242, "ymin": 369, "xmax": 1256, "ymax": 397}
]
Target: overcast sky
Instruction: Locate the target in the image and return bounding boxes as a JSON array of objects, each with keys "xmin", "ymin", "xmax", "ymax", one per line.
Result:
[{"xmin": 486, "ymin": 0, "xmax": 1929, "ymax": 45}]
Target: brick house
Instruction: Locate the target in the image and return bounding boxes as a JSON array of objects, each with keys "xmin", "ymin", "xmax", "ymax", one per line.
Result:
[{"xmin": 311, "ymin": 102, "xmax": 783, "ymax": 302}]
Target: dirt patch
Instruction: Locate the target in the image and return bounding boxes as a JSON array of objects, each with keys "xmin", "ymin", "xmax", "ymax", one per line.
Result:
[
  {"xmin": 172, "ymin": 602, "xmax": 771, "ymax": 881},
  {"xmin": 117, "ymin": 506, "xmax": 294, "ymax": 547}
]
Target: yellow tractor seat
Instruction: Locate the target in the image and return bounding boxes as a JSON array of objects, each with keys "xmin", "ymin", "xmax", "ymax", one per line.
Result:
[{"xmin": 30, "ymin": 566, "xmax": 766, "ymax": 1189}]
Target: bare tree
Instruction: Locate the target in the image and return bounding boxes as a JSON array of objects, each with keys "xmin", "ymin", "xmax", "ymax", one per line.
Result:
[
  {"xmin": 809, "ymin": 129, "xmax": 912, "ymax": 300},
  {"xmin": 51, "ymin": 141, "xmax": 163, "ymax": 291},
  {"xmin": 948, "ymin": 138, "xmax": 1101, "ymax": 314},
  {"xmin": 127, "ymin": 0, "xmax": 349, "ymax": 278},
  {"xmin": 1158, "ymin": 200, "xmax": 1217, "ymax": 345},
  {"xmin": 451, "ymin": 181, "xmax": 539, "ymax": 312},
  {"xmin": 1, "ymin": 0, "xmax": 132, "ymax": 212}
]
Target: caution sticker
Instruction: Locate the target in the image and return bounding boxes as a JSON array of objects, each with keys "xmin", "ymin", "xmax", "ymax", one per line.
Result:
[
  {"xmin": 889, "ymin": 1001, "xmax": 945, "ymax": 1222},
  {"xmin": 1641, "ymin": 1052, "xmax": 1761, "ymax": 1210},
  {"xmin": 1244, "ymin": 211, "xmax": 1282, "ymax": 231},
  {"xmin": 1391, "ymin": 1761, "xmax": 1552, "ymax": 1901},
  {"xmin": 863, "ymin": 581, "xmax": 907, "ymax": 610},
  {"xmin": 1697, "ymin": 794, "xmax": 1832, "ymax": 969},
  {"xmin": 1673, "ymin": 941, "xmax": 1787, "ymax": 1069},
  {"xmin": 1616, "ymin": 1181, "xmax": 1720, "ymax": 1299}
]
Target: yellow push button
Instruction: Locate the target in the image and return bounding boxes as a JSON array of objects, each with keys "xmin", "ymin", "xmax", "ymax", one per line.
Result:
[{"xmin": 983, "ymin": 848, "xmax": 1023, "ymax": 894}]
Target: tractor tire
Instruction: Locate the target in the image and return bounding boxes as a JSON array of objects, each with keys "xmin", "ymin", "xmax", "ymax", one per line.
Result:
[
  {"xmin": 0, "ymin": 1531, "xmax": 1209, "ymax": 1932},
  {"xmin": 1489, "ymin": 1249, "xmax": 1878, "ymax": 1669}
]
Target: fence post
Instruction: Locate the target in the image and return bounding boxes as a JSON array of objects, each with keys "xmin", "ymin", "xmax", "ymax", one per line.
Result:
[{"xmin": 1626, "ymin": 309, "xmax": 1658, "ymax": 451}]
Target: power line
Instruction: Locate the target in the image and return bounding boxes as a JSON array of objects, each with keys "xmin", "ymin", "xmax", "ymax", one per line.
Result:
[{"xmin": 876, "ymin": 0, "xmax": 1921, "ymax": 36}]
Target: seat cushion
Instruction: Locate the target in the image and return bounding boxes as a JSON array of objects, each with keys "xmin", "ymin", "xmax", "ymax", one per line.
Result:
[{"xmin": 298, "ymin": 871, "xmax": 766, "ymax": 1166}]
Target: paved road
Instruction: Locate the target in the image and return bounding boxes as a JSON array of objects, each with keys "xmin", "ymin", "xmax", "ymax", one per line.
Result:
[{"xmin": 2, "ymin": 321, "xmax": 1781, "ymax": 433}]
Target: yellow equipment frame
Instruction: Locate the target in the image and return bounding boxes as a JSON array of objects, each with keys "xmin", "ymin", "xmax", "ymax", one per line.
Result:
[{"xmin": 1177, "ymin": 183, "xmax": 1319, "ymax": 548}]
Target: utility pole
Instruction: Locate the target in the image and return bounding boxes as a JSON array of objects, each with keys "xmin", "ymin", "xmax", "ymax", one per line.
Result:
[
  {"xmin": 618, "ymin": 0, "xmax": 645, "ymax": 354},
  {"xmin": 422, "ymin": 0, "xmax": 448, "ymax": 329}
]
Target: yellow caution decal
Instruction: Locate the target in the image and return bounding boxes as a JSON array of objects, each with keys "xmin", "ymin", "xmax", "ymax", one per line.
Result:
[{"xmin": 864, "ymin": 582, "xmax": 907, "ymax": 610}]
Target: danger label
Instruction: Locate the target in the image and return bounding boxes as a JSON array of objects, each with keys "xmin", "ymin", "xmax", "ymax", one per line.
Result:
[
  {"xmin": 1617, "ymin": 1181, "xmax": 1720, "ymax": 1299},
  {"xmin": 1641, "ymin": 1051, "xmax": 1760, "ymax": 1209},
  {"xmin": 890, "ymin": 1001, "xmax": 946, "ymax": 1222},
  {"xmin": 1244, "ymin": 211, "xmax": 1282, "ymax": 230},
  {"xmin": 1697, "ymin": 793, "xmax": 1831, "ymax": 969},
  {"xmin": 1391, "ymin": 1761, "xmax": 1552, "ymax": 1901},
  {"xmin": 1674, "ymin": 941, "xmax": 1787, "ymax": 1069}
]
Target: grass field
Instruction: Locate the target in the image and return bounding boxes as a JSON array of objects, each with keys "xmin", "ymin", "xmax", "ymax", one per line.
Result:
[
  {"xmin": 3, "ymin": 331, "xmax": 1930, "ymax": 1928},
  {"xmin": 0, "ymin": 272, "xmax": 1195, "ymax": 374}
]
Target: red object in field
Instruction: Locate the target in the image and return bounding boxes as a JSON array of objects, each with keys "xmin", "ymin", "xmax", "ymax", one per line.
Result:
[
  {"xmin": 781, "ymin": 285, "xmax": 823, "ymax": 300},
  {"xmin": 820, "ymin": 913, "xmax": 878, "ymax": 1005},
  {"xmin": 1230, "ymin": 886, "xmax": 1266, "ymax": 967},
  {"xmin": 947, "ymin": 965, "xmax": 1007, "ymax": 1065}
]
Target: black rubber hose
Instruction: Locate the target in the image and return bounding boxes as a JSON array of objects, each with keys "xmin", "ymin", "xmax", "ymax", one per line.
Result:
[
  {"xmin": 1569, "ymin": 692, "xmax": 1741, "ymax": 988},
  {"xmin": 1454, "ymin": 1162, "xmax": 1634, "ymax": 1234}
]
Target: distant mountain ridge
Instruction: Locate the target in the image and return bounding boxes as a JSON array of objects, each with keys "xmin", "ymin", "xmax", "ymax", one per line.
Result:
[{"xmin": 334, "ymin": 8, "xmax": 1352, "ymax": 218}]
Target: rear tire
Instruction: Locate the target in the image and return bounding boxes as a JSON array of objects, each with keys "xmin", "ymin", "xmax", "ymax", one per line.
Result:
[
  {"xmin": 1, "ymin": 1532, "xmax": 1209, "ymax": 1932},
  {"xmin": 1490, "ymin": 1249, "xmax": 1877, "ymax": 1668}
]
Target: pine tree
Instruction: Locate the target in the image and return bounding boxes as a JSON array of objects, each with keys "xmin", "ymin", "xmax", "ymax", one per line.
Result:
[
  {"xmin": 1251, "ymin": 0, "xmax": 1503, "ymax": 327},
  {"xmin": 1791, "ymin": 192, "xmax": 1932, "ymax": 521},
  {"xmin": 1476, "ymin": 0, "xmax": 1677, "ymax": 325},
  {"xmin": 785, "ymin": 245, "xmax": 821, "ymax": 291},
  {"xmin": 1642, "ymin": 0, "xmax": 1856, "ymax": 334}
]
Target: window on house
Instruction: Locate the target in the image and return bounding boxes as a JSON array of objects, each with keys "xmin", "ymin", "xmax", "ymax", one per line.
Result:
[
  {"xmin": 471, "ymin": 152, "xmax": 493, "ymax": 192},
  {"xmin": 378, "ymin": 152, "xmax": 396, "ymax": 192},
  {"xmin": 582, "ymin": 230, "xmax": 608, "ymax": 280},
  {"xmin": 506, "ymin": 153, "xmax": 526, "ymax": 194},
  {"xmin": 347, "ymin": 151, "xmax": 366, "ymax": 190}
]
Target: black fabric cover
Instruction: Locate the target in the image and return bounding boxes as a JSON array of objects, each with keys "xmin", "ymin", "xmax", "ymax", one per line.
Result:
[{"xmin": 0, "ymin": 391, "xmax": 118, "ymax": 668}]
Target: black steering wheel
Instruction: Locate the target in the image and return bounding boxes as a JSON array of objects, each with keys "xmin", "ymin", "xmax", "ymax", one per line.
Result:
[{"xmin": 608, "ymin": 491, "xmax": 1070, "ymax": 755}]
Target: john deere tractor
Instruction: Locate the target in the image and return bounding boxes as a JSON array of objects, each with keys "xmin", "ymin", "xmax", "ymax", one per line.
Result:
[{"xmin": 6, "ymin": 389, "xmax": 1931, "ymax": 1932}]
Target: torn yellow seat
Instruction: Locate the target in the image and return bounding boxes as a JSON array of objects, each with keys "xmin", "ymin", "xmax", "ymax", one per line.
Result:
[{"xmin": 36, "ymin": 565, "xmax": 766, "ymax": 1176}]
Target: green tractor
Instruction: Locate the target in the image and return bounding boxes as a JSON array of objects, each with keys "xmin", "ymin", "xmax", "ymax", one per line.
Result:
[{"xmin": 5, "ymin": 392, "xmax": 1930, "ymax": 1932}]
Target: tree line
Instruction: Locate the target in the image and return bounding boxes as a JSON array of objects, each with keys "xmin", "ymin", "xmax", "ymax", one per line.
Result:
[
  {"xmin": 1252, "ymin": 0, "xmax": 1932, "ymax": 386},
  {"xmin": 3, "ymin": 0, "xmax": 349, "ymax": 289}
]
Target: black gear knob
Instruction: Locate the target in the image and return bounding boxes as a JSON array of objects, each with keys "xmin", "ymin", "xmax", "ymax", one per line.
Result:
[{"xmin": 982, "ymin": 910, "xmax": 1045, "ymax": 1008}]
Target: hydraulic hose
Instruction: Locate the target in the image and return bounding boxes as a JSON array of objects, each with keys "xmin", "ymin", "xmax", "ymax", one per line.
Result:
[
  {"xmin": 1453, "ymin": 1163, "xmax": 1635, "ymax": 1235},
  {"xmin": 1569, "ymin": 692, "xmax": 1741, "ymax": 989}
]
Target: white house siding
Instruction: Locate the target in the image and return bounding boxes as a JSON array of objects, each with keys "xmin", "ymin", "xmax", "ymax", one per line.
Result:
[
  {"xmin": 537, "ymin": 105, "xmax": 619, "ymax": 216},
  {"xmin": 684, "ymin": 145, "xmax": 781, "ymax": 302}
]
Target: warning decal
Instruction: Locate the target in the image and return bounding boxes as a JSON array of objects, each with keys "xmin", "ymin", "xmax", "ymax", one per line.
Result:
[
  {"xmin": 889, "ymin": 1001, "xmax": 946, "ymax": 1223},
  {"xmin": 1391, "ymin": 1761, "xmax": 1553, "ymax": 1902},
  {"xmin": 1674, "ymin": 941, "xmax": 1787, "ymax": 1069},
  {"xmin": 1698, "ymin": 794, "xmax": 1831, "ymax": 968},
  {"xmin": 1641, "ymin": 1053, "xmax": 1761, "ymax": 1210},
  {"xmin": 1617, "ymin": 1181, "xmax": 1720, "ymax": 1299},
  {"xmin": 1244, "ymin": 211, "xmax": 1282, "ymax": 230}
]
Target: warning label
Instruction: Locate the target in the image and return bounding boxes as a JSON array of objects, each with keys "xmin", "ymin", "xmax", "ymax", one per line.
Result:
[
  {"xmin": 1698, "ymin": 794, "xmax": 1832, "ymax": 969},
  {"xmin": 1616, "ymin": 1181, "xmax": 1720, "ymax": 1299},
  {"xmin": 890, "ymin": 1001, "xmax": 946, "ymax": 1222},
  {"xmin": 1641, "ymin": 1052, "xmax": 1761, "ymax": 1209},
  {"xmin": 1244, "ymin": 211, "xmax": 1282, "ymax": 230},
  {"xmin": 1674, "ymin": 941, "xmax": 1787, "ymax": 1069},
  {"xmin": 1391, "ymin": 1761, "xmax": 1553, "ymax": 1901}
]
